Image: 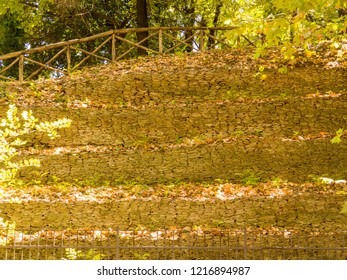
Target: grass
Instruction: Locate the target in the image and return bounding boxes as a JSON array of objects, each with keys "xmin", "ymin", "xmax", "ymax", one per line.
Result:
[{"xmin": 238, "ymin": 169, "xmax": 262, "ymax": 185}]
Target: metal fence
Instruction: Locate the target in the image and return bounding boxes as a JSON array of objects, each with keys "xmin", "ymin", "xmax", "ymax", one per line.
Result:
[{"xmin": 1, "ymin": 227, "xmax": 346, "ymax": 260}]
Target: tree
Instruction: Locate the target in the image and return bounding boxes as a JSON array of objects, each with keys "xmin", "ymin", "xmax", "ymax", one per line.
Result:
[
  {"xmin": 206, "ymin": 0, "xmax": 223, "ymax": 48},
  {"xmin": 136, "ymin": 0, "xmax": 149, "ymax": 56},
  {"xmin": 0, "ymin": 0, "xmax": 53, "ymax": 50},
  {"xmin": 0, "ymin": 13, "xmax": 26, "ymax": 77},
  {"xmin": 0, "ymin": 0, "xmax": 346, "ymax": 65}
]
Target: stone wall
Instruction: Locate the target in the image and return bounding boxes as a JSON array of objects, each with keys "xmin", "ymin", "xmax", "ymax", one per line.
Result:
[
  {"xmin": 1, "ymin": 50, "xmax": 346, "ymax": 183},
  {"xmin": 17, "ymin": 137, "xmax": 347, "ymax": 183},
  {"xmin": 2, "ymin": 193, "xmax": 347, "ymax": 230},
  {"xmin": 64, "ymin": 58, "xmax": 346, "ymax": 103},
  {"xmin": 2, "ymin": 95, "xmax": 345, "ymax": 147}
]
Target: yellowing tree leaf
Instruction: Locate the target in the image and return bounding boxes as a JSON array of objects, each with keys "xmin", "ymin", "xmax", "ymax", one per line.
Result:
[{"xmin": 340, "ymin": 201, "xmax": 347, "ymax": 214}]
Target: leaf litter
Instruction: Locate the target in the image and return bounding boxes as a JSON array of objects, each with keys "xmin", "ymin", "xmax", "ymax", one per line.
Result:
[{"xmin": 0, "ymin": 180, "xmax": 346, "ymax": 204}]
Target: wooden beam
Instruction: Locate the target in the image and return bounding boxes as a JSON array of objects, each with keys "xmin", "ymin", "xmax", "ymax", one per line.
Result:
[
  {"xmin": 114, "ymin": 33, "xmax": 159, "ymax": 55},
  {"xmin": 0, "ymin": 26, "xmax": 240, "ymax": 80},
  {"xmin": 0, "ymin": 30, "xmax": 114, "ymax": 60},
  {"xmin": 163, "ymin": 32, "xmax": 198, "ymax": 53},
  {"xmin": 0, "ymin": 26, "xmax": 239, "ymax": 60},
  {"xmin": 205, "ymin": 33, "xmax": 233, "ymax": 49},
  {"xmin": 112, "ymin": 33, "xmax": 116, "ymax": 61},
  {"xmin": 72, "ymin": 46, "xmax": 112, "ymax": 62},
  {"xmin": 0, "ymin": 75, "xmax": 15, "ymax": 81},
  {"xmin": 67, "ymin": 45, "xmax": 71, "ymax": 74},
  {"xmin": 158, "ymin": 29, "xmax": 163, "ymax": 54},
  {"xmin": 19, "ymin": 55, "xmax": 24, "ymax": 82},
  {"xmin": 24, "ymin": 57, "xmax": 66, "ymax": 75},
  {"xmin": 199, "ymin": 30, "xmax": 205, "ymax": 52},
  {"xmin": 115, "ymin": 32, "xmax": 158, "ymax": 60},
  {"xmin": 0, "ymin": 57, "xmax": 20, "ymax": 75},
  {"xmin": 71, "ymin": 36, "xmax": 112, "ymax": 70},
  {"xmin": 27, "ymin": 47, "xmax": 67, "ymax": 80}
]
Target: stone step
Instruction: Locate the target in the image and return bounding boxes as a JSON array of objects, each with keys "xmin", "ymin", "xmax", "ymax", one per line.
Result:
[
  {"xmin": 18, "ymin": 137, "xmax": 347, "ymax": 183},
  {"xmin": 1, "ymin": 194, "xmax": 346, "ymax": 230},
  {"xmin": 1, "ymin": 51, "xmax": 346, "ymax": 184},
  {"xmin": 64, "ymin": 60, "xmax": 347, "ymax": 104},
  {"xmin": 2, "ymin": 94, "xmax": 346, "ymax": 147}
]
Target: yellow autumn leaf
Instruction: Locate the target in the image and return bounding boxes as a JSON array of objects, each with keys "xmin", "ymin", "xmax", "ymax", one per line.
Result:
[
  {"xmin": 260, "ymin": 74, "xmax": 267, "ymax": 81},
  {"xmin": 305, "ymin": 50, "xmax": 314, "ymax": 58},
  {"xmin": 340, "ymin": 201, "xmax": 347, "ymax": 214}
]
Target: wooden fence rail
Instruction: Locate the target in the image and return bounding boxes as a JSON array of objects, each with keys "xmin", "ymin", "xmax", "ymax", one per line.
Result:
[{"xmin": 0, "ymin": 26, "xmax": 251, "ymax": 82}]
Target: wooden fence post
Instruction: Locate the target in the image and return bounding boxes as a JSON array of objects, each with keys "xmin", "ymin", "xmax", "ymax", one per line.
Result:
[
  {"xmin": 116, "ymin": 226, "xmax": 120, "ymax": 260},
  {"xmin": 112, "ymin": 33, "xmax": 116, "ymax": 61},
  {"xmin": 67, "ymin": 45, "xmax": 71, "ymax": 74},
  {"xmin": 243, "ymin": 226, "xmax": 247, "ymax": 259},
  {"xmin": 159, "ymin": 29, "xmax": 163, "ymax": 54},
  {"xmin": 18, "ymin": 55, "xmax": 24, "ymax": 82},
  {"xmin": 199, "ymin": 30, "xmax": 204, "ymax": 52}
]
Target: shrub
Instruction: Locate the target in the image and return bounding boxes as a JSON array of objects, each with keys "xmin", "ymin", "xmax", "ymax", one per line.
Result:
[
  {"xmin": 0, "ymin": 215, "xmax": 15, "ymax": 246},
  {"xmin": 0, "ymin": 103, "xmax": 71, "ymax": 185},
  {"xmin": 331, "ymin": 128, "xmax": 347, "ymax": 214},
  {"xmin": 63, "ymin": 248, "xmax": 105, "ymax": 260}
]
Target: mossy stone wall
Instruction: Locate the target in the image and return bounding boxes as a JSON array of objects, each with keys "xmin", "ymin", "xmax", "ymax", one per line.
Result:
[{"xmin": 0, "ymin": 51, "xmax": 346, "ymax": 183}]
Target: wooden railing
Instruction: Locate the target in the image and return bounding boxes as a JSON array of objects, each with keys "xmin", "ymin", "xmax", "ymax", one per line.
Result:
[{"xmin": 0, "ymin": 26, "xmax": 249, "ymax": 82}]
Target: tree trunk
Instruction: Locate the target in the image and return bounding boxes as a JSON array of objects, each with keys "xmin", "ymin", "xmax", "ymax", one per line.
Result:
[
  {"xmin": 208, "ymin": 1, "xmax": 223, "ymax": 49},
  {"xmin": 136, "ymin": 0, "xmax": 149, "ymax": 56},
  {"xmin": 183, "ymin": 5, "xmax": 195, "ymax": 52}
]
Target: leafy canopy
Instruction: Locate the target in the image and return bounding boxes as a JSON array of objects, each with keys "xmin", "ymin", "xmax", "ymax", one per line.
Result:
[{"xmin": 0, "ymin": 0, "xmax": 345, "ymax": 54}]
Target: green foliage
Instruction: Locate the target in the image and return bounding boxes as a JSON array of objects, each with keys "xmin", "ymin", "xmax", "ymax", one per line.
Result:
[
  {"xmin": 0, "ymin": 104, "xmax": 71, "ymax": 185},
  {"xmin": 224, "ymin": 90, "xmax": 243, "ymax": 100},
  {"xmin": 0, "ymin": 1, "xmax": 53, "ymax": 52},
  {"xmin": 340, "ymin": 201, "xmax": 347, "ymax": 214},
  {"xmin": 0, "ymin": 215, "xmax": 15, "ymax": 246},
  {"xmin": 254, "ymin": 65, "xmax": 267, "ymax": 81},
  {"xmin": 239, "ymin": 169, "xmax": 262, "ymax": 185},
  {"xmin": 330, "ymin": 127, "xmax": 347, "ymax": 215},
  {"xmin": 133, "ymin": 252, "xmax": 150, "ymax": 260},
  {"xmin": 308, "ymin": 174, "xmax": 328, "ymax": 185},
  {"xmin": 223, "ymin": 0, "xmax": 347, "ymax": 59},
  {"xmin": 63, "ymin": 248, "xmax": 105, "ymax": 260},
  {"xmin": 1, "ymin": 0, "xmax": 345, "ymax": 55},
  {"xmin": 331, "ymin": 128, "xmax": 344, "ymax": 144},
  {"xmin": 268, "ymin": 177, "xmax": 286, "ymax": 187},
  {"xmin": 0, "ymin": 0, "xmax": 345, "ymax": 80}
]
